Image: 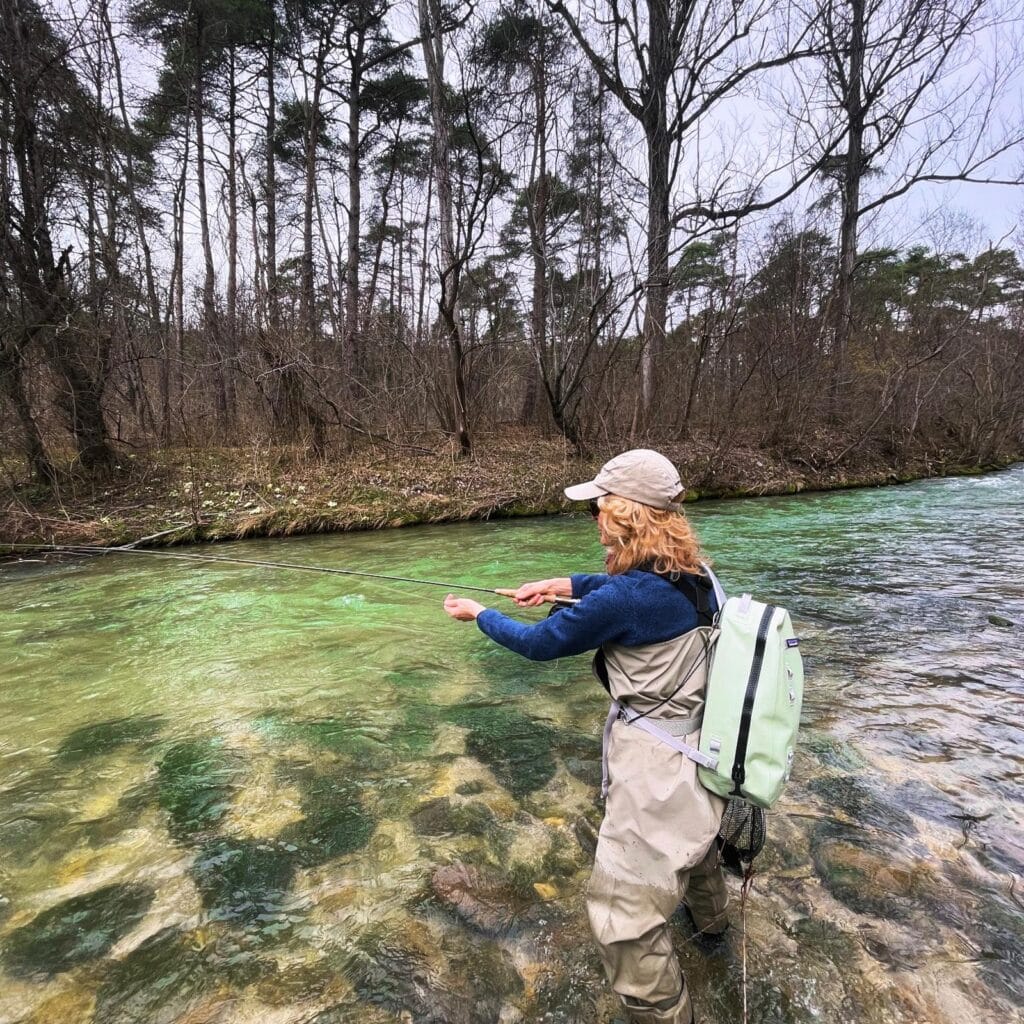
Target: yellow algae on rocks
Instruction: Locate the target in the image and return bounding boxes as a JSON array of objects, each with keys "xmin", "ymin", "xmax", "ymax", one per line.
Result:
[
  {"xmin": 55, "ymin": 845, "xmax": 113, "ymax": 887},
  {"xmin": 478, "ymin": 791, "xmax": 518, "ymax": 821},
  {"xmin": 428, "ymin": 753, "xmax": 484, "ymax": 799},
  {"xmin": 542, "ymin": 816, "xmax": 565, "ymax": 827},
  {"xmin": 532, "ymin": 882, "xmax": 558, "ymax": 900},
  {"xmin": 220, "ymin": 762, "xmax": 305, "ymax": 839},
  {"xmin": 316, "ymin": 886, "xmax": 361, "ymax": 913},
  {"xmin": 21, "ymin": 984, "xmax": 97, "ymax": 1024},
  {"xmin": 75, "ymin": 786, "xmax": 126, "ymax": 823}
]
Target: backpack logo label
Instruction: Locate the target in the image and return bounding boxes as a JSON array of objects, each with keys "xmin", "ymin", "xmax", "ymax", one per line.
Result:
[{"xmin": 786, "ymin": 638, "xmax": 800, "ymax": 647}]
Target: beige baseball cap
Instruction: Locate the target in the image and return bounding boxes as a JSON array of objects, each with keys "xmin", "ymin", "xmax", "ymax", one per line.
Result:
[{"xmin": 564, "ymin": 449, "xmax": 685, "ymax": 511}]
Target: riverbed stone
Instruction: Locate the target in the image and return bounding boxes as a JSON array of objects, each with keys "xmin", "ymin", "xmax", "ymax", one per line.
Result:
[
  {"xmin": 811, "ymin": 837, "xmax": 937, "ymax": 920},
  {"xmin": 552, "ymin": 728, "xmax": 602, "ymax": 789},
  {"xmin": 190, "ymin": 836, "xmax": 297, "ymax": 927},
  {"xmin": 430, "ymin": 862, "xmax": 524, "ymax": 937},
  {"xmin": 800, "ymin": 732, "xmax": 866, "ymax": 772},
  {"xmin": 278, "ymin": 766, "xmax": 376, "ymax": 866},
  {"xmin": 935, "ymin": 862, "xmax": 1024, "ymax": 1003},
  {"xmin": 156, "ymin": 737, "xmax": 240, "ymax": 842},
  {"xmin": 348, "ymin": 916, "xmax": 522, "ymax": 1023},
  {"xmin": 888, "ymin": 778, "xmax": 967, "ymax": 828},
  {"xmin": 807, "ymin": 774, "xmax": 916, "ymax": 839},
  {"xmin": 495, "ymin": 812, "xmax": 581, "ymax": 902},
  {"xmin": 444, "ymin": 705, "xmax": 558, "ymax": 798},
  {"xmin": 91, "ymin": 927, "xmax": 218, "ymax": 1024},
  {"xmin": 410, "ymin": 796, "xmax": 496, "ymax": 837},
  {"xmin": 55, "ymin": 714, "xmax": 166, "ymax": 762},
  {"xmin": 3, "ymin": 882, "xmax": 154, "ymax": 977}
]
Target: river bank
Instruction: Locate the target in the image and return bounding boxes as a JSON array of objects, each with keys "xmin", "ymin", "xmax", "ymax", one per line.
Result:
[{"xmin": 2, "ymin": 431, "xmax": 1020, "ymax": 547}]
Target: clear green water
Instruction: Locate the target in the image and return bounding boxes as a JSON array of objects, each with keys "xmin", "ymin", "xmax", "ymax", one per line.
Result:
[{"xmin": 1, "ymin": 468, "xmax": 1022, "ymax": 1023}]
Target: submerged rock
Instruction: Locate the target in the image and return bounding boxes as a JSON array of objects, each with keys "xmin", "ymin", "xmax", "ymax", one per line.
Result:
[
  {"xmin": 254, "ymin": 711, "xmax": 376, "ymax": 756},
  {"xmin": 444, "ymin": 705, "xmax": 558, "ymax": 798},
  {"xmin": 800, "ymin": 732, "xmax": 867, "ymax": 773},
  {"xmin": 278, "ymin": 767, "xmax": 376, "ymax": 866},
  {"xmin": 3, "ymin": 882, "xmax": 154, "ymax": 977},
  {"xmin": 156, "ymin": 737, "xmax": 240, "ymax": 842},
  {"xmin": 429, "ymin": 861, "xmax": 538, "ymax": 937},
  {"xmin": 190, "ymin": 837, "xmax": 297, "ymax": 926},
  {"xmin": 987, "ymin": 614, "xmax": 1015, "ymax": 628},
  {"xmin": 811, "ymin": 838, "xmax": 937, "ymax": 920},
  {"xmin": 410, "ymin": 796, "xmax": 496, "ymax": 837},
  {"xmin": 888, "ymin": 778, "xmax": 967, "ymax": 828},
  {"xmin": 92, "ymin": 927, "xmax": 218, "ymax": 1024},
  {"xmin": 807, "ymin": 774, "xmax": 916, "ymax": 839},
  {"xmin": 55, "ymin": 715, "xmax": 166, "ymax": 762},
  {"xmin": 348, "ymin": 916, "xmax": 522, "ymax": 1023}
]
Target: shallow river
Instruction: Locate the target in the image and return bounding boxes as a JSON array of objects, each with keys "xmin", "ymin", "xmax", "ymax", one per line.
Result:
[{"xmin": 1, "ymin": 468, "xmax": 1023, "ymax": 1024}]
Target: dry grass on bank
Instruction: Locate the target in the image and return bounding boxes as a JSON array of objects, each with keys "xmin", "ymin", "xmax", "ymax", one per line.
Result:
[{"xmin": 1, "ymin": 429, "xmax": 1015, "ymax": 549}]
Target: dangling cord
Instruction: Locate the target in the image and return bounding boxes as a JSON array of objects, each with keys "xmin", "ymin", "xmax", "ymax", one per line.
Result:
[{"xmin": 740, "ymin": 863, "xmax": 756, "ymax": 1024}]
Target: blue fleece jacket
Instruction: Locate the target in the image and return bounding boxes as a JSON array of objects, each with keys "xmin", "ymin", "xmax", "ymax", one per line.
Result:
[{"xmin": 476, "ymin": 570, "xmax": 717, "ymax": 661}]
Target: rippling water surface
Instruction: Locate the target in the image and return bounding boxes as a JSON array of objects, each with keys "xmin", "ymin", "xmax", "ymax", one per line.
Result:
[{"xmin": 2, "ymin": 468, "xmax": 1022, "ymax": 1023}]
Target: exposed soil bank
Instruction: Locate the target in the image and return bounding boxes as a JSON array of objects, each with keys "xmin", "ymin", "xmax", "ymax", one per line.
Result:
[{"xmin": 2, "ymin": 431, "xmax": 1020, "ymax": 548}]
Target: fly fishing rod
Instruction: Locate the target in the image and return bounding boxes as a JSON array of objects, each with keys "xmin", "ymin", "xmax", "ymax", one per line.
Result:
[{"xmin": 2, "ymin": 542, "xmax": 579, "ymax": 607}]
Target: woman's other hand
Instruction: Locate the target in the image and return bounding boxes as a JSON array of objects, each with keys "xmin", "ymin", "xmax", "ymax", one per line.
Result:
[
  {"xmin": 508, "ymin": 578, "xmax": 572, "ymax": 607},
  {"xmin": 444, "ymin": 594, "xmax": 486, "ymax": 621}
]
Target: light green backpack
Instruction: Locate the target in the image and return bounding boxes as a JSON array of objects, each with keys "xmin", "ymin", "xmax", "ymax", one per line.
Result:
[
  {"xmin": 604, "ymin": 570, "xmax": 804, "ymax": 810},
  {"xmin": 695, "ymin": 582, "xmax": 804, "ymax": 808}
]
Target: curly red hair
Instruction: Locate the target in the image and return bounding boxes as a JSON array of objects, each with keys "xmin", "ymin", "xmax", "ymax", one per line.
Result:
[{"xmin": 597, "ymin": 494, "xmax": 708, "ymax": 576}]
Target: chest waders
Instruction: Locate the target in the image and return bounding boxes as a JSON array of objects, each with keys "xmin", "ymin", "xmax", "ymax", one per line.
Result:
[{"xmin": 585, "ymin": 568, "xmax": 728, "ymax": 1024}]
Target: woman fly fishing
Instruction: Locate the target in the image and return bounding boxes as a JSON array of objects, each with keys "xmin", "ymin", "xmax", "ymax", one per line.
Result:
[{"xmin": 443, "ymin": 449, "xmax": 729, "ymax": 1024}]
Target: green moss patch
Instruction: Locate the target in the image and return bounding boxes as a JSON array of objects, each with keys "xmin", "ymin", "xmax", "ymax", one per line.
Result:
[
  {"xmin": 278, "ymin": 768, "xmax": 376, "ymax": 866},
  {"xmin": 55, "ymin": 715, "xmax": 167, "ymax": 762},
  {"xmin": 156, "ymin": 738, "xmax": 240, "ymax": 842},
  {"xmin": 190, "ymin": 838, "xmax": 297, "ymax": 926},
  {"xmin": 3, "ymin": 883, "xmax": 154, "ymax": 977},
  {"xmin": 444, "ymin": 705, "xmax": 558, "ymax": 798},
  {"xmin": 92, "ymin": 927, "xmax": 218, "ymax": 1024}
]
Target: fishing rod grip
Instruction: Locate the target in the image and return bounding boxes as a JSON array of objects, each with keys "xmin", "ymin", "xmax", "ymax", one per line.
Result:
[{"xmin": 494, "ymin": 588, "xmax": 579, "ymax": 608}]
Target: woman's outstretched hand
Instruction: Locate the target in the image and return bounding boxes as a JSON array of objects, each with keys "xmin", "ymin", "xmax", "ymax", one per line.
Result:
[{"xmin": 444, "ymin": 594, "xmax": 486, "ymax": 621}]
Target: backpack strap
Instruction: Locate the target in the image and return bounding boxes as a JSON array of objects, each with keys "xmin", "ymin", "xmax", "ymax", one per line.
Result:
[
  {"xmin": 701, "ymin": 562, "xmax": 727, "ymax": 609},
  {"xmin": 644, "ymin": 566, "xmax": 716, "ymax": 627},
  {"xmin": 601, "ymin": 699, "xmax": 720, "ymax": 796}
]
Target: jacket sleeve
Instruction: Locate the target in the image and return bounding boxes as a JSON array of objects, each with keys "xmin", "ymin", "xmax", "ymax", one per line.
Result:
[
  {"xmin": 570, "ymin": 572, "xmax": 610, "ymax": 598},
  {"xmin": 476, "ymin": 581, "xmax": 628, "ymax": 661}
]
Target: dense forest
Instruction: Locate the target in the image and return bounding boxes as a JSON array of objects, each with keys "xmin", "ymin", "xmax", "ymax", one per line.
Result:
[{"xmin": 2, "ymin": 0, "xmax": 1023, "ymax": 490}]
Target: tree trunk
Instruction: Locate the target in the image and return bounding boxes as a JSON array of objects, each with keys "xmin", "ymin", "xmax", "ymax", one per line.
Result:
[
  {"xmin": 834, "ymin": 0, "xmax": 866, "ymax": 414},
  {"xmin": 225, "ymin": 44, "xmax": 238, "ymax": 425},
  {"xmin": 520, "ymin": 58, "xmax": 548, "ymax": 428},
  {"xmin": 419, "ymin": 0, "xmax": 471, "ymax": 455},
  {"xmin": 193, "ymin": 16, "xmax": 223, "ymax": 425},
  {"xmin": 640, "ymin": 0, "xmax": 672, "ymax": 427},
  {"xmin": 167, "ymin": 119, "xmax": 190, "ymax": 440},
  {"xmin": 344, "ymin": 39, "xmax": 364, "ymax": 380},
  {"xmin": 265, "ymin": 7, "xmax": 279, "ymax": 336},
  {"xmin": 0, "ymin": 345, "xmax": 56, "ymax": 484},
  {"xmin": 301, "ymin": 41, "xmax": 328, "ymax": 342}
]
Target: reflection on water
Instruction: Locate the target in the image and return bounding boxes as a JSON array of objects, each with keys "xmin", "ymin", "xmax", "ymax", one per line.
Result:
[{"xmin": 2, "ymin": 467, "xmax": 1023, "ymax": 1023}]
